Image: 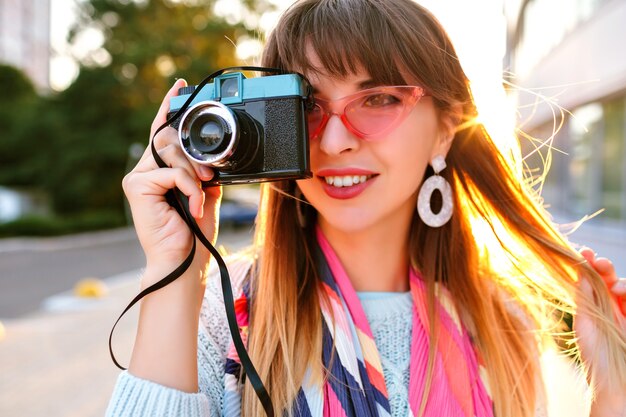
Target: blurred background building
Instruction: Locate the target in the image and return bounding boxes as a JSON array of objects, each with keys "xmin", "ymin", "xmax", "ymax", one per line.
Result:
[
  {"xmin": 0, "ymin": 0, "xmax": 51, "ymax": 91},
  {"xmin": 505, "ymin": 0, "xmax": 626, "ymax": 227}
]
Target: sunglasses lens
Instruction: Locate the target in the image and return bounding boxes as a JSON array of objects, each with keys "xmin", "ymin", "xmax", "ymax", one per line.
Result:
[
  {"xmin": 345, "ymin": 91, "xmax": 407, "ymax": 137},
  {"xmin": 307, "ymin": 87, "xmax": 421, "ymax": 140}
]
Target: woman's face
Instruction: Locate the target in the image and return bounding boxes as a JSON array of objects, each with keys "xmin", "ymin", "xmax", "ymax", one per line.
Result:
[{"xmin": 296, "ymin": 52, "xmax": 454, "ymax": 236}]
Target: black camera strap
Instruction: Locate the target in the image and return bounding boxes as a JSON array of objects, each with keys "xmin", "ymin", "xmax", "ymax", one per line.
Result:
[{"xmin": 108, "ymin": 66, "xmax": 309, "ymax": 417}]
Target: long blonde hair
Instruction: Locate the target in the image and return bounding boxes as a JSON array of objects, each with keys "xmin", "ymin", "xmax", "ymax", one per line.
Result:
[{"xmin": 242, "ymin": 1, "xmax": 626, "ymax": 416}]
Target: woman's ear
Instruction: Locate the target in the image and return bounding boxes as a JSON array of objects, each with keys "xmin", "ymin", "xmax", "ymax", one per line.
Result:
[{"xmin": 432, "ymin": 104, "xmax": 462, "ymax": 160}]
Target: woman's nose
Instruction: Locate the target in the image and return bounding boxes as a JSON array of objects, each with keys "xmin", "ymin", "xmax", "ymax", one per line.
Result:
[{"xmin": 317, "ymin": 115, "xmax": 360, "ymax": 155}]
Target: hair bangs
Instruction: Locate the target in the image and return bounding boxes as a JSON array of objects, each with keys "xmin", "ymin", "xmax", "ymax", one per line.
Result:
[{"xmin": 264, "ymin": 0, "xmax": 408, "ymax": 86}]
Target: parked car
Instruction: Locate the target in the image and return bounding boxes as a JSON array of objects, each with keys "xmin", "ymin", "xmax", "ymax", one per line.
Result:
[{"xmin": 219, "ymin": 199, "xmax": 258, "ymax": 227}]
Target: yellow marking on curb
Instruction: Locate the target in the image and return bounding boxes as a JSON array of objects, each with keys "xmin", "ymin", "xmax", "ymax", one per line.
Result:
[
  {"xmin": 0, "ymin": 321, "xmax": 5, "ymax": 341},
  {"xmin": 74, "ymin": 277, "xmax": 109, "ymax": 298}
]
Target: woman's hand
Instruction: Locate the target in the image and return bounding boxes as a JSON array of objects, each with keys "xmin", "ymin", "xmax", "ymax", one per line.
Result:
[
  {"xmin": 575, "ymin": 248, "xmax": 626, "ymax": 416},
  {"xmin": 122, "ymin": 79, "xmax": 222, "ymax": 276},
  {"xmin": 579, "ymin": 249, "xmax": 626, "ymax": 315},
  {"xmin": 124, "ymin": 79, "xmax": 222, "ymax": 391}
]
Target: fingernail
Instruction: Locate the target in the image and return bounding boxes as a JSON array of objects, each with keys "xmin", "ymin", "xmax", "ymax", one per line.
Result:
[
  {"xmin": 199, "ymin": 166, "xmax": 213, "ymax": 179},
  {"xmin": 612, "ymin": 279, "xmax": 626, "ymax": 291}
]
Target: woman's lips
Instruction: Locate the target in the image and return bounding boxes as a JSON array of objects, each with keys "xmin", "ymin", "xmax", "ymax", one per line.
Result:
[{"xmin": 316, "ymin": 168, "xmax": 378, "ymax": 199}]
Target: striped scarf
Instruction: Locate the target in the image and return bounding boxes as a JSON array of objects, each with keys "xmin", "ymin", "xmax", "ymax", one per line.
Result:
[{"xmin": 224, "ymin": 227, "xmax": 493, "ymax": 417}]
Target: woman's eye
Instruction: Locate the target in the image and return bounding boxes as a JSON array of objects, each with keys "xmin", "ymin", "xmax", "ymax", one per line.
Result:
[{"xmin": 363, "ymin": 93, "xmax": 400, "ymax": 107}]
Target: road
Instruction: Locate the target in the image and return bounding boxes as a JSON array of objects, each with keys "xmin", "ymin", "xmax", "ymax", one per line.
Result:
[
  {"xmin": 0, "ymin": 226, "xmax": 255, "ymax": 319},
  {"xmin": 0, "ymin": 229, "xmax": 145, "ymax": 318}
]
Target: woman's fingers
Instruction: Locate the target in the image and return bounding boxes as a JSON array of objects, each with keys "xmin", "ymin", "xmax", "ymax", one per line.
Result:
[
  {"xmin": 595, "ymin": 258, "xmax": 626, "ymax": 315},
  {"xmin": 580, "ymin": 247, "xmax": 595, "ymax": 264},
  {"xmin": 135, "ymin": 141, "xmax": 214, "ymax": 183},
  {"xmin": 124, "ymin": 167, "xmax": 206, "ymax": 219},
  {"xmin": 593, "ymin": 258, "xmax": 617, "ymax": 283},
  {"xmin": 133, "ymin": 114, "xmax": 215, "ymax": 187},
  {"xmin": 148, "ymin": 168, "xmax": 205, "ymax": 219},
  {"xmin": 580, "ymin": 248, "xmax": 618, "ymax": 285},
  {"xmin": 580, "ymin": 247, "xmax": 626, "ymax": 316},
  {"xmin": 612, "ymin": 278, "xmax": 626, "ymax": 294},
  {"xmin": 610, "ymin": 278, "xmax": 626, "ymax": 316}
]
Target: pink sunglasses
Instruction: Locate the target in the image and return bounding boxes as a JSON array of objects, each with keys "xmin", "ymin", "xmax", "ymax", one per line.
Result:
[{"xmin": 307, "ymin": 85, "xmax": 428, "ymax": 141}]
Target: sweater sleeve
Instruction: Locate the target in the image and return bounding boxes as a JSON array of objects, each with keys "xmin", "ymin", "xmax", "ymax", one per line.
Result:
[
  {"xmin": 105, "ymin": 371, "xmax": 212, "ymax": 416},
  {"xmin": 105, "ymin": 253, "xmax": 253, "ymax": 417}
]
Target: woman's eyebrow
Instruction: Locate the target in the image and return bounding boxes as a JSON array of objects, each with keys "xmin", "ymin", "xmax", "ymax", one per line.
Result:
[{"xmin": 357, "ymin": 79, "xmax": 380, "ymax": 90}]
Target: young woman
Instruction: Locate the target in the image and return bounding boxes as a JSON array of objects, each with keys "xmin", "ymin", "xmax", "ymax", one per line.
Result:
[{"xmin": 107, "ymin": 1, "xmax": 626, "ymax": 416}]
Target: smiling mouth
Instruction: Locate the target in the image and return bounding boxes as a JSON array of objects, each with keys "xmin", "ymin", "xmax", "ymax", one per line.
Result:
[{"xmin": 322, "ymin": 175, "xmax": 375, "ymax": 187}]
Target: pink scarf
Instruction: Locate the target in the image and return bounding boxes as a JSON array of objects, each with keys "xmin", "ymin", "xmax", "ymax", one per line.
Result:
[{"xmin": 223, "ymin": 227, "xmax": 493, "ymax": 417}]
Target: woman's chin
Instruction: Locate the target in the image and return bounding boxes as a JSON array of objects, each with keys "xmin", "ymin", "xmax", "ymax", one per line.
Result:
[{"xmin": 316, "ymin": 210, "xmax": 381, "ymax": 235}]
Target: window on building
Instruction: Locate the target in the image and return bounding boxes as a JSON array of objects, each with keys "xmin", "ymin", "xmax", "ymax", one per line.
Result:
[
  {"xmin": 601, "ymin": 96, "xmax": 625, "ymax": 219},
  {"xmin": 521, "ymin": 120, "xmax": 570, "ymax": 211},
  {"xmin": 569, "ymin": 103, "xmax": 603, "ymax": 216},
  {"xmin": 516, "ymin": 0, "xmax": 611, "ymax": 78}
]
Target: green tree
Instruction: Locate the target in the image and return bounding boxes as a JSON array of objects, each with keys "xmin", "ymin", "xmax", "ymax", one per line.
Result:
[
  {"xmin": 71, "ymin": 0, "xmax": 268, "ymax": 116},
  {"xmin": 0, "ymin": 64, "xmax": 36, "ymax": 99},
  {"xmin": 37, "ymin": 0, "xmax": 271, "ymax": 216},
  {"xmin": 0, "ymin": 65, "xmax": 41, "ymax": 186},
  {"xmin": 23, "ymin": 67, "xmax": 130, "ymax": 214}
]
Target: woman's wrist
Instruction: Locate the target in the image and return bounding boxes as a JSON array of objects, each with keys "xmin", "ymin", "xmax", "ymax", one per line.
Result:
[
  {"xmin": 143, "ymin": 248, "xmax": 211, "ymax": 288},
  {"xmin": 128, "ymin": 261, "xmax": 209, "ymax": 393}
]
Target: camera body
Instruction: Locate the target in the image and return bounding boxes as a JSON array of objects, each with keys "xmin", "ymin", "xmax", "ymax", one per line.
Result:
[{"xmin": 168, "ymin": 72, "xmax": 312, "ymax": 186}]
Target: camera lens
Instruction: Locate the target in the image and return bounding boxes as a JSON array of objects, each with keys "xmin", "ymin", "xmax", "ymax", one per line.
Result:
[
  {"xmin": 178, "ymin": 101, "xmax": 262, "ymax": 172},
  {"xmin": 178, "ymin": 101, "xmax": 237, "ymax": 165},
  {"xmin": 189, "ymin": 114, "xmax": 230, "ymax": 154}
]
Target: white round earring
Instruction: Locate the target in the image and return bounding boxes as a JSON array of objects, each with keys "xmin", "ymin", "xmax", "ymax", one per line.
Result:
[{"xmin": 417, "ymin": 155, "xmax": 453, "ymax": 228}]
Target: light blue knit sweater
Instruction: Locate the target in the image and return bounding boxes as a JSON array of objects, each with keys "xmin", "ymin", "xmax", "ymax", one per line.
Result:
[
  {"xmin": 105, "ymin": 283, "xmax": 413, "ymax": 417},
  {"xmin": 106, "ymin": 254, "xmax": 588, "ymax": 417}
]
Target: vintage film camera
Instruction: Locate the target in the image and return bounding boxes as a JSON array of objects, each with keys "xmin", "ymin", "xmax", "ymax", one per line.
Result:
[{"xmin": 168, "ymin": 71, "xmax": 312, "ymax": 185}]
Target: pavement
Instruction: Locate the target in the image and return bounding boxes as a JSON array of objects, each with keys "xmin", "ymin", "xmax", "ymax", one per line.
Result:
[
  {"xmin": 0, "ymin": 218, "xmax": 624, "ymax": 417},
  {"xmin": 0, "ymin": 270, "xmax": 141, "ymax": 417},
  {"xmin": 0, "ymin": 226, "xmax": 254, "ymax": 417}
]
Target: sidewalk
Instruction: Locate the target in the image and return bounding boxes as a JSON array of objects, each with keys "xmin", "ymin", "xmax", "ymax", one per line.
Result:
[
  {"xmin": 0, "ymin": 226, "xmax": 254, "ymax": 417},
  {"xmin": 0, "ymin": 270, "xmax": 141, "ymax": 417}
]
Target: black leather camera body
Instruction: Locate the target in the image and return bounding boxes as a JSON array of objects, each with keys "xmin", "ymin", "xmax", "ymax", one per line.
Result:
[{"xmin": 168, "ymin": 71, "xmax": 312, "ymax": 186}]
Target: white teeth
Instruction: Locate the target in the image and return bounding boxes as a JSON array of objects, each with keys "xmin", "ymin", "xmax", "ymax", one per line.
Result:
[{"xmin": 324, "ymin": 175, "xmax": 371, "ymax": 187}]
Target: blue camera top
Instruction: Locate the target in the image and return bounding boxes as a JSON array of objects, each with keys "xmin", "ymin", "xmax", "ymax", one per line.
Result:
[{"xmin": 169, "ymin": 72, "xmax": 309, "ymax": 111}]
